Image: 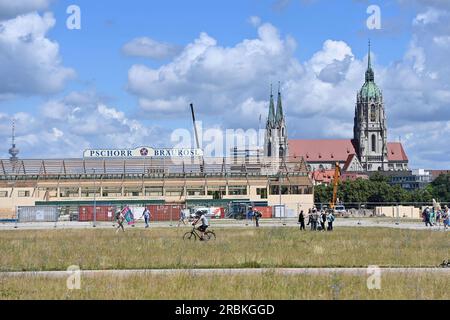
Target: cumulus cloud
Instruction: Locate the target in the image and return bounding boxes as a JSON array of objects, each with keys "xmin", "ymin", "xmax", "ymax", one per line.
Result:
[
  {"xmin": 0, "ymin": 90, "xmax": 173, "ymax": 159},
  {"xmin": 0, "ymin": 12, "xmax": 75, "ymax": 96},
  {"xmin": 123, "ymin": 13, "xmax": 450, "ymax": 169},
  {"xmin": 0, "ymin": 0, "xmax": 52, "ymax": 20},
  {"xmin": 127, "ymin": 23, "xmax": 300, "ymax": 122},
  {"xmin": 122, "ymin": 37, "xmax": 181, "ymax": 60}
]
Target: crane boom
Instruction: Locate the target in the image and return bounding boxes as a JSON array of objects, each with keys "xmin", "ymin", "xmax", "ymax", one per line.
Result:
[
  {"xmin": 330, "ymin": 162, "xmax": 341, "ymax": 209},
  {"xmin": 190, "ymin": 103, "xmax": 204, "ymax": 173}
]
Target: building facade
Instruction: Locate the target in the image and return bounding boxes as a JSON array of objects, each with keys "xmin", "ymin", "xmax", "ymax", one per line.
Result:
[{"xmin": 0, "ymin": 157, "xmax": 314, "ymax": 219}]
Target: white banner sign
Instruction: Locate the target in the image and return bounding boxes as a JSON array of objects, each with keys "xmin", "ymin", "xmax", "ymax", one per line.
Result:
[{"xmin": 83, "ymin": 147, "xmax": 203, "ymax": 159}]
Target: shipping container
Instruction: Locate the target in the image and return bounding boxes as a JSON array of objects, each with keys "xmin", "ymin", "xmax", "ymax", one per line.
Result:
[
  {"xmin": 147, "ymin": 204, "xmax": 184, "ymax": 222},
  {"xmin": 17, "ymin": 206, "xmax": 59, "ymax": 222},
  {"xmin": 78, "ymin": 206, "xmax": 116, "ymax": 222}
]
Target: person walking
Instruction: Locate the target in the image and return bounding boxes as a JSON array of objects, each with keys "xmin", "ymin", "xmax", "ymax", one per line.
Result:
[
  {"xmin": 298, "ymin": 210, "xmax": 305, "ymax": 230},
  {"xmin": 253, "ymin": 207, "xmax": 262, "ymax": 227},
  {"xmin": 140, "ymin": 207, "xmax": 151, "ymax": 228},
  {"xmin": 115, "ymin": 208, "xmax": 125, "ymax": 233},
  {"xmin": 327, "ymin": 211, "xmax": 335, "ymax": 231},
  {"xmin": 320, "ymin": 210, "xmax": 327, "ymax": 232},
  {"xmin": 246, "ymin": 207, "xmax": 254, "ymax": 226},
  {"xmin": 442, "ymin": 206, "xmax": 449, "ymax": 231},
  {"xmin": 177, "ymin": 208, "xmax": 187, "ymax": 227},
  {"xmin": 306, "ymin": 209, "xmax": 312, "ymax": 230},
  {"xmin": 311, "ymin": 209, "xmax": 318, "ymax": 231},
  {"xmin": 424, "ymin": 207, "xmax": 432, "ymax": 227}
]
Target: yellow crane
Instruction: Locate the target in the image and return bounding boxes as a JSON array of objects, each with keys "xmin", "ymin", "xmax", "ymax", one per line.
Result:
[{"xmin": 330, "ymin": 162, "xmax": 341, "ymax": 209}]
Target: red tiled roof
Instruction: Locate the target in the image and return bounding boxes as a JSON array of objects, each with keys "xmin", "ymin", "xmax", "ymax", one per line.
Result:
[
  {"xmin": 288, "ymin": 140, "xmax": 356, "ymax": 162},
  {"xmin": 387, "ymin": 142, "xmax": 408, "ymax": 162},
  {"xmin": 311, "ymin": 169, "xmax": 335, "ymax": 184},
  {"xmin": 288, "ymin": 139, "xmax": 408, "ymax": 162}
]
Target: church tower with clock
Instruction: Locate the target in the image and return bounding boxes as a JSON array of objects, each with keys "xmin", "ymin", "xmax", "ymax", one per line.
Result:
[{"xmin": 353, "ymin": 42, "xmax": 388, "ymax": 171}]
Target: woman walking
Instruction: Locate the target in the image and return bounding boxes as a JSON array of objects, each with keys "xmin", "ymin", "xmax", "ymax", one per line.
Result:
[{"xmin": 298, "ymin": 210, "xmax": 305, "ymax": 230}]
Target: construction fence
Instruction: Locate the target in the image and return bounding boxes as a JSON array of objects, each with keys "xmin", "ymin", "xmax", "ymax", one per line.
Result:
[{"xmin": 4, "ymin": 201, "xmax": 448, "ymax": 224}]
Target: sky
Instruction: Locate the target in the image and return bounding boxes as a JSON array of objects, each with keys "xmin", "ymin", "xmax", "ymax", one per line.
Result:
[{"xmin": 0, "ymin": 0, "xmax": 449, "ymax": 169}]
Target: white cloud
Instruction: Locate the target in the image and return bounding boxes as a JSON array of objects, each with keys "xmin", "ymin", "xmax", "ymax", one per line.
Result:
[
  {"xmin": 0, "ymin": 0, "xmax": 52, "ymax": 20},
  {"xmin": 413, "ymin": 7, "xmax": 443, "ymax": 25},
  {"xmin": 248, "ymin": 16, "xmax": 261, "ymax": 27},
  {"xmin": 0, "ymin": 12, "xmax": 75, "ymax": 95},
  {"xmin": 123, "ymin": 14, "xmax": 450, "ymax": 169},
  {"xmin": 122, "ymin": 37, "xmax": 180, "ymax": 60}
]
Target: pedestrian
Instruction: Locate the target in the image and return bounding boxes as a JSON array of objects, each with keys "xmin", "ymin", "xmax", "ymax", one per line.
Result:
[
  {"xmin": 327, "ymin": 211, "xmax": 335, "ymax": 231},
  {"xmin": 311, "ymin": 209, "xmax": 318, "ymax": 231},
  {"xmin": 246, "ymin": 207, "xmax": 254, "ymax": 226},
  {"xmin": 424, "ymin": 207, "xmax": 431, "ymax": 227},
  {"xmin": 442, "ymin": 206, "xmax": 449, "ymax": 231},
  {"xmin": 436, "ymin": 210, "xmax": 442, "ymax": 227},
  {"xmin": 430, "ymin": 208, "xmax": 436, "ymax": 226},
  {"xmin": 115, "ymin": 209, "xmax": 125, "ymax": 233},
  {"xmin": 140, "ymin": 207, "xmax": 151, "ymax": 228},
  {"xmin": 320, "ymin": 210, "xmax": 327, "ymax": 232},
  {"xmin": 298, "ymin": 210, "xmax": 305, "ymax": 230},
  {"xmin": 253, "ymin": 207, "xmax": 262, "ymax": 227},
  {"xmin": 178, "ymin": 208, "xmax": 187, "ymax": 227}
]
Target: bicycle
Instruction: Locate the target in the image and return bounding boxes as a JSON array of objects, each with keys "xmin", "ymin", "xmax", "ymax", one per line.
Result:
[
  {"xmin": 183, "ymin": 225, "xmax": 216, "ymax": 241},
  {"xmin": 439, "ymin": 260, "xmax": 449, "ymax": 268}
]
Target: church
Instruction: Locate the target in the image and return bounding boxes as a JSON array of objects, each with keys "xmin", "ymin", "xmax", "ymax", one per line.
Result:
[{"xmin": 264, "ymin": 43, "xmax": 409, "ymax": 173}]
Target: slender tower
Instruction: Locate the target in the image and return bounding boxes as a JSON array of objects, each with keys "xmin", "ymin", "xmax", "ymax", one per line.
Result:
[
  {"xmin": 9, "ymin": 119, "xmax": 19, "ymax": 162},
  {"xmin": 353, "ymin": 41, "xmax": 388, "ymax": 171}
]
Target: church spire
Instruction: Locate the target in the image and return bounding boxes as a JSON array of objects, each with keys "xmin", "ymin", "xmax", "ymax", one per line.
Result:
[
  {"xmin": 267, "ymin": 84, "xmax": 275, "ymax": 127},
  {"xmin": 275, "ymin": 81, "xmax": 284, "ymax": 124},
  {"xmin": 365, "ymin": 40, "xmax": 375, "ymax": 83}
]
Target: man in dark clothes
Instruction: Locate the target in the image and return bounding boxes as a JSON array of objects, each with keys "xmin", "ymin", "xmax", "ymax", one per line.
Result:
[
  {"xmin": 321, "ymin": 211, "xmax": 327, "ymax": 232},
  {"xmin": 298, "ymin": 210, "xmax": 305, "ymax": 230}
]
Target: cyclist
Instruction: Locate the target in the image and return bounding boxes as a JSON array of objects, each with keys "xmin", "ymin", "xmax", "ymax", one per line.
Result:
[{"xmin": 192, "ymin": 211, "xmax": 209, "ymax": 240}]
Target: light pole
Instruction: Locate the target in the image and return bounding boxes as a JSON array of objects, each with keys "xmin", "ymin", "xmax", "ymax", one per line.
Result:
[{"xmin": 93, "ymin": 168, "xmax": 97, "ymax": 228}]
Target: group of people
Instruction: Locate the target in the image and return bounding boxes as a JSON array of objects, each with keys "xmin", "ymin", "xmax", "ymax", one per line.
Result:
[
  {"xmin": 298, "ymin": 207, "xmax": 335, "ymax": 231},
  {"xmin": 422, "ymin": 206, "xmax": 449, "ymax": 230},
  {"xmin": 246, "ymin": 207, "xmax": 263, "ymax": 227}
]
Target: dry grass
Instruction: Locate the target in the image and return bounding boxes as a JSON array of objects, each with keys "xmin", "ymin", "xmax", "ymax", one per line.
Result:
[
  {"xmin": 0, "ymin": 272, "xmax": 448, "ymax": 300},
  {"xmin": 0, "ymin": 227, "xmax": 448, "ymax": 271}
]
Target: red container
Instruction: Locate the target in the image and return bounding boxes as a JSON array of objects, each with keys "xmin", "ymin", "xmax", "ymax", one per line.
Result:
[
  {"xmin": 78, "ymin": 206, "xmax": 116, "ymax": 222},
  {"xmin": 254, "ymin": 206, "xmax": 272, "ymax": 219},
  {"xmin": 146, "ymin": 204, "xmax": 183, "ymax": 222}
]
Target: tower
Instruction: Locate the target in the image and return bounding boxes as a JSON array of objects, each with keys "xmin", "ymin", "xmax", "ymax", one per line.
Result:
[
  {"xmin": 353, "ymin": 41, "xmax": 388, "ymax": 171},
  {"xmin": 9, "ymin": 119, "xmax": 19, "ymax": 162},
  {"xmin": 264, "ymin": 82, "xmax": 288, "ymax": 159}
]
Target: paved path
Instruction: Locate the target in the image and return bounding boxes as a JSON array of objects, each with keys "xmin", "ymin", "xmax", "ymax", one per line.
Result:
[
  {"xmin": 1, "ymin": 267, "xmax": 449, "ymax": 278},
  {"xmin": 0, "ymin": 219, "xmax": 448, "ymax": 231}
]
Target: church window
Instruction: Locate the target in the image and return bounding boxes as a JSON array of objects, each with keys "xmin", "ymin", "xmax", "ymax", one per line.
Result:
[
  {"xmin": 282, "ymin": 127, "xmax": 285, "ymax": 137},
  {"xmin": 268, "ymin": 142, "xmax": 272, "ymax": 157},
  {"xmin": 370, "ymin": 105, "xmax": 376, "ymax": 122},
  {"xmin": 371, "ymin": 134, "xmax": 376, "ymax": 152}
]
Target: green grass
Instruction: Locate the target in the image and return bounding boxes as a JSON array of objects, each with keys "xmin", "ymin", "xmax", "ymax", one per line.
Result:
[
  {"xmin": 0, "ymin": 227, "xmax": 448, "ymax": 271},
  {"xmin": 0, "ymin": 273, "xmax": 448, "ymax": 300}
]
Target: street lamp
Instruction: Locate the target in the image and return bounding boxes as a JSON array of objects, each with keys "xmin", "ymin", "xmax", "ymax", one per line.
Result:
[{"xmin": 93, "ymin": 168, "xmax": 97, "ymax": 228}]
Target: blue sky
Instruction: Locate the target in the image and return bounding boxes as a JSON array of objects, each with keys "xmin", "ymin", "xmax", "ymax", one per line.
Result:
[{"xmin": 0, "ymin": 0, "xmax": 449, "ymax": 169}]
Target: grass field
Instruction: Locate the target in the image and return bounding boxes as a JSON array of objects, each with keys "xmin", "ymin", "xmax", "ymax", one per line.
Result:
[
  {"xmin": 0, "ymin": 272, "xmax": 448, "ymax": 300},
  {"xmin": 0, "ymin": 227, "xmax": 448, "ymax": 271}
]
